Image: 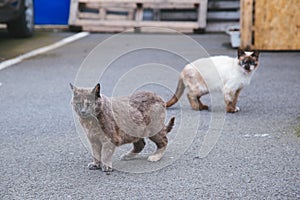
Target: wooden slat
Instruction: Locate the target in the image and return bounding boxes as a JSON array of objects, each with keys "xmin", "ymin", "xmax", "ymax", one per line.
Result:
[
  {"xmin": 143, "ymin": 3, "xmax": 198, "ymax": 9},
  {"xmin": 85, "ymin": 3, "xmax": 136, "ymax": 9},
  {"xmin": 207, "ymin": 11, "xmax": 240, "ymax": 21},
  {"xmin": 82, "ymin": 25, "xmax": 128, "ymax": 32},
  {"xmin": 106, "ymin": 14, "xmax": 129, "ymax": 20},
  {"xmin": 140, "ymin": 27, "xmax": 194, "ymax": 33},
  {"xmin": 240, "ymin": 0, "xmax": 253, "ymax": 49},
  {"xmin": 99, "ymin": 7, "xmax": 106, "ymax": 19},
  {"xmin": 78, "ymin": 12, "xmax": 100, "ymax": 19},
  {"xmin": 78, "ymin": 0, "xmax": 201, "ymax": 3},
  {"xmin": 76, "ymin": 19, "xmax": 200, "ymax": 29},
  {"xmin": 101, "ymin": 7, "xmax": 134, "ymax": 12},
  {"xmin": 82, "ymin": 26, "xmax": 195, "ymax": 33},
  {"xmin": 135, "ymin": 5, "xmax": 143, "ymax": 21},
  {"xmin": 128, "ymin": 10, "xmax": 134, "ymax": 20},
  {"xmin": 198, "ymin": 0, "xmax": 207, "ymax": 28},
  {"xmin": 160, "ymin": 11, "xmax": 197, "ymax": 21},
  {"xmin": 208, "ymin": 1, "xmax": 240, "ymax": 10},
  {"xmin": 69, "ymin": 0, "xmax": 79, "ymax": 24}
]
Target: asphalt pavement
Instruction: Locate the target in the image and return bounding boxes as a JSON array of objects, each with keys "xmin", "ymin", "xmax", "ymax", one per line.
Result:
[
  {"xmin": 0, "ymin": 28, "xmax": 73, "ymax": 61},
  {"xmin": 0, "ymin": 32, "xmax": 299, "ymax": 199}
]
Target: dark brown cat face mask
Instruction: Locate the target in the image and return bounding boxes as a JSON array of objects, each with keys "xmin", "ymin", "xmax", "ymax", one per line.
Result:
[{"xmin": 238, "ymin": 49, "xmax": 260, "ymax": 73}]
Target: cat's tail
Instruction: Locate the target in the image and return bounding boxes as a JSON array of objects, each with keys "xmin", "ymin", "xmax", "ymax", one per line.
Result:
[
  {"xmin": 166, "ymin": 77, "xmax": 185, "ymax": 107},
  {"xmin": 165, "ymin": 117, "xmax": 175, "ymax": 133}
]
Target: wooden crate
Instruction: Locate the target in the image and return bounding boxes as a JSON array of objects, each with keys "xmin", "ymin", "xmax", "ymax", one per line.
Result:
[
  {"xmin": 69, "ymin": 0, "xmax": 208, "ymax": 33},
  {"xmin": 240, "ymin": 0, "xmax": 300, "ymax": 50}
]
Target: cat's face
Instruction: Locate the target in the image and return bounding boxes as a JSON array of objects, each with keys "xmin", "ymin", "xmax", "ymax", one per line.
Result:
[
  {"xmin": 70, "ymin": 83, "xmax": 101, "ymax": 119},
  {"xmin": 238, "ymin": 49, "xmax": 260, "ymax": 73}
]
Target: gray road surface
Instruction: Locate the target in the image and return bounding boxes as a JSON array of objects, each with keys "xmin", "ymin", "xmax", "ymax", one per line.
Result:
[{"xmin": 0, "ymin": 33, "xmax": 299, "ymax": 199}]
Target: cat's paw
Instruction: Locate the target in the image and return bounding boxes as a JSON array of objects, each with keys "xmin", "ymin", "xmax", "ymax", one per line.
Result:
[
  {"xmin": 147, "ymin": 155, "xmax": 162, "ymax": 162},
  {"xmin": 102, "ymin": 165, "xmax": 113, "ymax": 175},
  {"xmin": 121, "ymin": 152, "xmax": 138, "ymax": 160},
  {"xmin": 226, "ymin": 106, "xmax": 240, "ymax": 113},
  {"xmin": 199, "ymin": 105, "xmax": 209, "ymax": 111},
  {"xmin": 88, "ymin": 162, "xmax": 101, "ymax": 170}
]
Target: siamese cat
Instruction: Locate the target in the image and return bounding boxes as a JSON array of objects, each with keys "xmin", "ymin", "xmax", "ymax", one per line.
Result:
[
  {"xmin": 166, "ymin": 49, "xmax": 260, "ymax": 113},
  {"xmin": 70, "ymin": 83, "xmax": 175, "ymax": 174}
]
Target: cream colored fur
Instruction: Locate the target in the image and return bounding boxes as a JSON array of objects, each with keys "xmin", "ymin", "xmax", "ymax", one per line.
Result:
[{"xmin": 166, "ymin": 49, "xmax": 260, "ymax": 113}]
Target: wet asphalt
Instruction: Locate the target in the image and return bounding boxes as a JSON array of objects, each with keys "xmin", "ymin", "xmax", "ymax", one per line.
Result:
[{"xmin": 0, "ymin": 31, "xmax": 299, "ymax": 199}]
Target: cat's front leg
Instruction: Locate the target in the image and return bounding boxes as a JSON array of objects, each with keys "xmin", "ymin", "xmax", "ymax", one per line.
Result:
[
  {"xmin": 224, "ymin": 88, "xmax": 242, "ymax": 113},
  {"xmin": 101, "ymin": 141, "xmax": 116, "ymax": 174},
  {"xmin": 88, "ymin": 143, "xmax": 102, "ymax": 170}
]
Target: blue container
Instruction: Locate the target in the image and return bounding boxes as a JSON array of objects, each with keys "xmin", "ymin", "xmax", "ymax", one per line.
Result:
[{"xmin": 34, "ymin": 0, "xmax": 70, "ymax": 25}]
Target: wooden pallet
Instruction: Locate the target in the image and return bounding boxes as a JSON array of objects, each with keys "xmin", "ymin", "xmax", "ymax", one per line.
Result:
[
  {"xmin": 69, "ymin": 0, "xmax": 207, "ymax": 33},
  {"xmin": 240, "ymin": 0, "xmax": 300, "ymax": 50},
  {"xmin": 206, "ymin": 0, "xmax": 240, "ymax": 32}
]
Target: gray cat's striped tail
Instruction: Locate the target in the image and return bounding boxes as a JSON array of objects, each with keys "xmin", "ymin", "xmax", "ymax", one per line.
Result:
[{"xmin": 165, "ymin": 117, "xmax": 175, "ymax": 133}]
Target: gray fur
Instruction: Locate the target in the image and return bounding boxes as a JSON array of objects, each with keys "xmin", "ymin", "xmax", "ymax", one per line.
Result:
[{"xmin": 70, "ymin": 83, "xmax": 175, "ymax": 174}]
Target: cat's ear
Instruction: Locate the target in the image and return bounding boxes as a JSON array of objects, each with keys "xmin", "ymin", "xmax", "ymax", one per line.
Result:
[
  {"xmin": 92, "ymin": 83, "xmax": 101, "ymax": 98},
  {"xmin": 238, "ymin": 48, "xmax": 246, "ymax": 58},
  {"xmin": 251, "ymin": 50, "xmax": 260, "ymax": 60}
]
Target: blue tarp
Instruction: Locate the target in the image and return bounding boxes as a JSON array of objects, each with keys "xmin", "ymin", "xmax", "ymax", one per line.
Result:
[{"xmin": 34, "ymin": 0, "xmax": 70, "ymax": 25}]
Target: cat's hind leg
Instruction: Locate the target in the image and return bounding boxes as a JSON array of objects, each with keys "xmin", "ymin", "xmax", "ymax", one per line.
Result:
[
  {"xmin": 121, "ymin": 138, "xmax": 145, "ymax": 160},
  {"xmin": 197, "ymin": 95, "xmax": 209, "ymax": 111},
  {"xmin": 148, "ymin": 132, "xmax": 168, "ymax": 162},
  {"xmin": 187, "ymin": 90, "xmax": 208, "ymax": 111}
]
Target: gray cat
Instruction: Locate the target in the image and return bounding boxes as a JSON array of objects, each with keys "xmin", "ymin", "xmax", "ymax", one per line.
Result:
[{"xmin": 70, "ymin": 83, "xmax": 175, "ymax": 174}]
